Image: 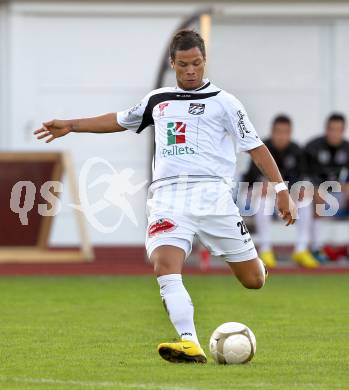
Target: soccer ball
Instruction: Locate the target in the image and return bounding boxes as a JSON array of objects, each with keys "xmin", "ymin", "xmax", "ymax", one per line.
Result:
[{"xmin": 209, "ymin": 322, "xmax": 256, "ymax": 364}]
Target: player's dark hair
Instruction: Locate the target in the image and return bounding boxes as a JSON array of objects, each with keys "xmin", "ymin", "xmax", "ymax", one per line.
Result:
[
  {"xmin": 169, "ymin": 30, "xmax": 206, "ymax": 61},
  {"xmin": 326, "ymin": 112, "xmax": 346, "ymax": 126},
  {"xmin": 272, "ymin": 114, "xmax": 292, "ymax": 129}
]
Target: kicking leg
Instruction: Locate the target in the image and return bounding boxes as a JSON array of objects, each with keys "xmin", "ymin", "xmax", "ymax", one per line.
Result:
[
  {"xmin": 198, "ymin": 213, "xmax": 266, "ymax": 290},
  {"xmin": 226, "ymin": 257, "xmax": 267, "ymax": 289},
  {"xmin": 151, "ymin": 244, "xmax": 207, "ymax": 363}
]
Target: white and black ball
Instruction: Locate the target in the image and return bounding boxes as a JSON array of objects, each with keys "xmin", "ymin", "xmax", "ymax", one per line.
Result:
[{"xmin": 209, "ymin": 322, "xmax": 256, "ymax": 364}]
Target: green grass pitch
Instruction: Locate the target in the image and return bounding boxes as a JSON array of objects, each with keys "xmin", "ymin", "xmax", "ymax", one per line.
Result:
[{"xmin": 0, "ymin": 275, "xmax": 348, "ymax": 390}]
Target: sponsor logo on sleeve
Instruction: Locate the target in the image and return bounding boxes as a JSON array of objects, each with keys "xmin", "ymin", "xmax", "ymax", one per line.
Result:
[
  {"xmin": 188, "ymin": 103, "xmax": 205, "ymax": 115},
  {"xmin": 237, "ymin": 110, "xmax": 250, "ymax": 138},
  {"xmin": 127, "ymin": 103, "xmax": 141, "ymax": 116}
]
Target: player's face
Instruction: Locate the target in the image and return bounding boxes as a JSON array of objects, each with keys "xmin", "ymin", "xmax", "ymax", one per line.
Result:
[
  {"xmin": 271, "ymin": 122, "xmax": 292, "ymax": 150},
  {"xmin": 326, "ymin": 120, "xmax": 345, "ymax": 146},
  {"xmin": 171, "ymin": 47, "xmax": 206, "ymax": 90}
]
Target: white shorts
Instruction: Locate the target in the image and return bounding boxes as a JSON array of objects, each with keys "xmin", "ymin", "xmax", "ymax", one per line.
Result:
[{"xmin": 145, "ymin": 180, "xmax": 257, "ymax": 262}]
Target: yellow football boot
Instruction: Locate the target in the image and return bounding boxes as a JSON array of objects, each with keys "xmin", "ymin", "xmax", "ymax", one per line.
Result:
[
  {"xmin": 260, "ymin": 250, "xmax": 277, "ymax": 268},
  {"xmin": 158, "ymin": 340, "xmax": 207, "ymax": 363},
  {"xmin": 292, "ymin": 250, "xmax": 320, "ymax": 268}
]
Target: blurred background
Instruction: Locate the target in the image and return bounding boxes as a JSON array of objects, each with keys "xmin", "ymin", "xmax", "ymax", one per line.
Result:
[{"xmin": 1, "ymin": 0, "xmax": 349, "ymax": 272}]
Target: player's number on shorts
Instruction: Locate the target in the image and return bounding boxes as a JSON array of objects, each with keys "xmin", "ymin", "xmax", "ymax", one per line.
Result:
[{"xmin": 237, "ymin": 220, "xmax": 249, "ymax": 236}]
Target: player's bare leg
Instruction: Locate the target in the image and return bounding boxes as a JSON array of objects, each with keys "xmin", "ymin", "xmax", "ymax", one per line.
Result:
[
  {"xmin": 227, "ymin": 258, "xmax": 267, "ymax": 289},
  {"xmin": 152, "ymin": 245, "xmax": 185, "ymax": 276},
  {"xmin": 151, "ymin": 245, "xmax": 207, "ymax": 363}
]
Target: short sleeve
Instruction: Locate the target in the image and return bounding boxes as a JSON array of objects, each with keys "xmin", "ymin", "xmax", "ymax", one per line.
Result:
[
  {"xmin": 222, "ymin": 93, "xmax": 264, "ymax": 152},
  {"xmin": 117, "ymin": 93, "xmax": 152, "ymax": 133}
]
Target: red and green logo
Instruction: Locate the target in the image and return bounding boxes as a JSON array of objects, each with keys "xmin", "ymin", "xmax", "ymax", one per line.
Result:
[{"xmin": 167, "ymin": 122, "xmax": 186, "ymax": 145}]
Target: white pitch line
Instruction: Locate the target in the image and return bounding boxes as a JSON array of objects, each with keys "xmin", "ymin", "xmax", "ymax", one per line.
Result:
[
  {"xmin": 209, "ymin": 384, "xmax": 344, "ymax": 389},
  {"xmin": 0, "ymin": 377, "xmax": 344, "ymax": 390},
  {"xmin": 0, "ymin": 376, "xmax": 196, "ymax": 390}
]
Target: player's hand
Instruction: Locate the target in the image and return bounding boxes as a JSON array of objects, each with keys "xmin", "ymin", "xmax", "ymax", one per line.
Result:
[
  {"xmin": 34, "ymin": 119, "xmax": 73, "ymax": 143},
  {"xmin": 277, "ymin": 190, "xmax": 297, "ymax": 226}
]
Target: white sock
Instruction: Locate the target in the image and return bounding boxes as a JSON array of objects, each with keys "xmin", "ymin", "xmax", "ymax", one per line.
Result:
[
  {"xmin": 311, "ymin": 219, "xmax": 322, "ymax": 251},
  {"xmin": 157, "ymin": 274, "xmax": 199, "ymax": 345},
  {"xmin": 255, "ymin": 196, "xmax": 273, "ymax": 252},
  {"xmin": 295, "ymin": 202, "xmax": 313, "ymax": 252}
]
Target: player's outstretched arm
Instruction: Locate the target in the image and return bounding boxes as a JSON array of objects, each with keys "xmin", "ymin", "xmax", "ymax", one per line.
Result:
[
  {"xmin": 248, "ymin": 144, "xmax": 297, "ymax": 226},
  {"xmin": 34, "ymin": 113, "xmax": 126, "ymax": 143}
]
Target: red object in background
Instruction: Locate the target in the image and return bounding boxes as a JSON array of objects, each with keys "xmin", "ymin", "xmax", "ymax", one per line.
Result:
[
  {"xmin": 323, "ymin": 245, "xmax": 348, "ymax": 261},
  {"xmin": 0, "ymin": 157, "xmax": 59, "ymax": 247},
  {"xmin": 199, "ymin": 247, "xmax": 210, "ymax": 271},
  {"xmin": 0, "ymin": 246, "xmax": 349, "ymax": 276}
]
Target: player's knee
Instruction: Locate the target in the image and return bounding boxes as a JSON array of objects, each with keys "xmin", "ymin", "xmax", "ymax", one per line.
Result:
[
  {"xmin": 151, "ymin": 246, "xmax": 184, "ymax": 277},
  {"xmin": 254, "ymin": 275, "xmax": 265, "ymax": 289},
  {"xmin": 152, "ymin": 253, "xmax": 168, "ymax": 275},
  {"xmin": 153, "ymin": 259, "xmax": 173, "ymax": 276},
  {"xmin": 242, "ymin": 274, "xmax": 265, "ymax": 289}
]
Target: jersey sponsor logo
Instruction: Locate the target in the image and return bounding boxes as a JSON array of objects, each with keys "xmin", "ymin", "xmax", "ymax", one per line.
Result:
[
  {"xmin": 148, "ymin": 218, "xmax": 177, "ymax": 237},
  {"xmin": 161, "ymin": 145, "xmax": 195, "ymax": 158},
  {"xmin": 162, "ymin": 121, "xmax": 196, "ymax": 157},
  {"xmin": 167, "ymin": 122, "xmax": 186, "ymax": 145},
  {"xmin": 188, "ymin": 103, "xmax": 205, "ymax": 115},
  {"xmin": 237, "ymin": 110, "xmax": 250, "ymax": 138}
]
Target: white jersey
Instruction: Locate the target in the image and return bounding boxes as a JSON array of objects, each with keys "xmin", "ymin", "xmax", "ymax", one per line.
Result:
[{"xmin": 117, "ymin": 79, "xmax": 263, "ymax": 189}]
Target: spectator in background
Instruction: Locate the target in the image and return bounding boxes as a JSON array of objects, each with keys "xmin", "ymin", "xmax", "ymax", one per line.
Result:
[
  {"xmin": 244, "ymin": 115, "xmax": 319, "ymax": 268},
  {"xmin": 304, "ymin": 113, "xmax": 349, "ymax": 261}
]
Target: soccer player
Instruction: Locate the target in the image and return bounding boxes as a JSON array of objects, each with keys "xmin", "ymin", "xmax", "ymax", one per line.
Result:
[
  {"xmin": 304, "ymin": 113, "xmax": 349, "ymax": 260},
  {"xmin": 243, "ymin": 115, "xmax": 319, "ymax": 268},
  {"xmin": 34, "ymin": 30, "xmax": 297, "ymax": 364}
]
